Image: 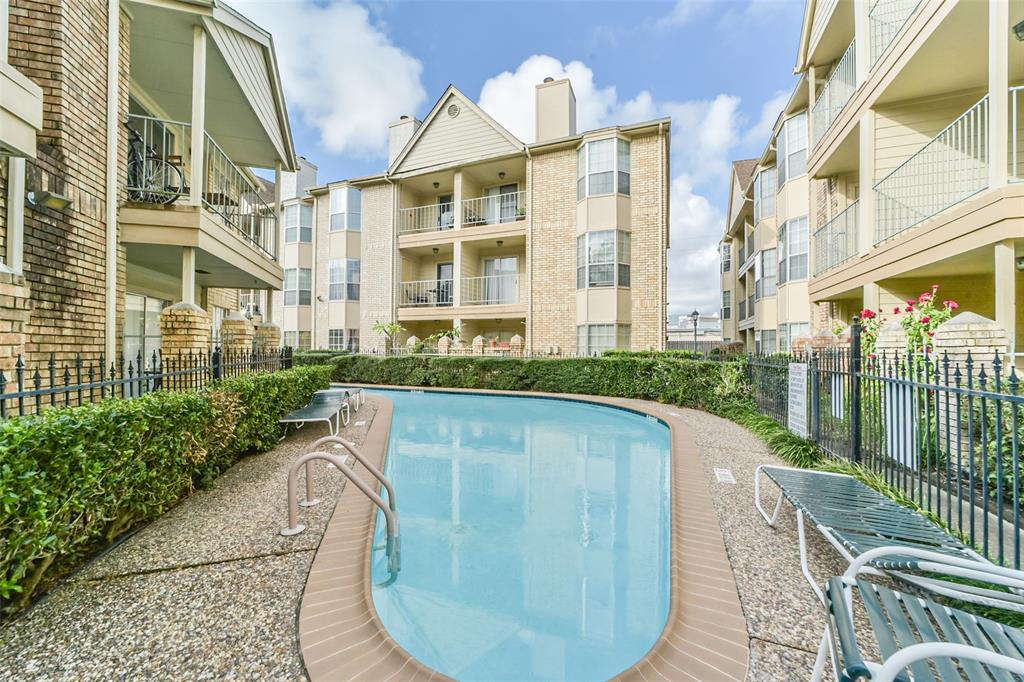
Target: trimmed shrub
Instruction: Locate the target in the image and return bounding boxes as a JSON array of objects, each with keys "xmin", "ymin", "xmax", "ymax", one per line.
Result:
[
  {"xmin": 330, "ymin": 355, "xmax": 748, "ymax": 413},
  {"xmin": 292, "ymin": 350, "xmax": 350, "ymax": 366},
  {"xmin": 0, "ymin": 364, "xmax": 331, "ymax": 617}
]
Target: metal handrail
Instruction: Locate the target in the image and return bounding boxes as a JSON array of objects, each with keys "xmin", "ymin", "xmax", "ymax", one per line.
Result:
[
  {"xmin": 812, "ymin": 200, "xmax": 858, "ymax": 276},
  {"xmin": 811, "ymin": 40, "xmax": 857, "ymax": 146}
]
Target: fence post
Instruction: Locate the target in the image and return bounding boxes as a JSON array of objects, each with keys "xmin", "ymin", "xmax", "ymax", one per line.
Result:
[
  {"xmin": 810, "ymin": 351, "xmax": 821, "ymax": 444},
  {"xmin": 212, "ymin": 346, "xmax": 222, "ymax": 382},
  {"xmin": 747, "ymin": 351, "xmax": 753, "ymax": 386},
  {"xmin": 850, "ymin": 315, "xmax": 863, "ymax": 464}
]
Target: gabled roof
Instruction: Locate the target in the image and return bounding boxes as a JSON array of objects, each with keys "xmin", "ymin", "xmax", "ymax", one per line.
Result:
[
  {"xmin": 388, "ymin": 84, "xmax": 525, "ymax": 176},
  {"xmin": 732, "ymin": 159, "xmax": 759, "ymax": 192}
]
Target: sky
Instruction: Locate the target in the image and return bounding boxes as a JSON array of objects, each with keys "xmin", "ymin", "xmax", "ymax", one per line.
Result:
[{"xmin": 234, "ymin": 0, "xmax": 806, "ymax": 321}]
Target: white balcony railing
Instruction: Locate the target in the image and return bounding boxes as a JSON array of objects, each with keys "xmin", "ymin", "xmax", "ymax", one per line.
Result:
[
  {"xmin": 462, "ymin": 191, "xmax": 526, "ymax": 227},
  {"xmin": 398, "ymin": 202, "xmax": 454, "ymax": 235},
  {"xmin": 125, "ymin": 114, "xmax": 277, "ymax": 260},
  {"xmin": 811, "ymin": 40, "xmax": 857, "ymax": 146},
  {"xmin": 874, "ymin": 95, "xmax": 989, "ymax": 245},
  {"xmin": 813, "ymin": 200, "xmax": 858, "ymax": 277},
  {"xmin": 869, "ymin": 0, "xmax": 921, "ymax": 66},
  {"xmin": 1012, "ymin": 86, "xmax": 1024, "ymax": 183},
  {"xmin": 461, "ymin": 274, "xmax": 520, "ymax": 306},
  {"xmin": 399, "ymin": 279, "xmax": 454, "ymax": 307}
]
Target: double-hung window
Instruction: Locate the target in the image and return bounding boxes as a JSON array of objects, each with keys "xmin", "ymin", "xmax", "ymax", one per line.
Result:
[
  {"xmin": 577, "ymin": 138, "xmax": 630, "ymax": 200},
  {"xmin": 328, "ymin": 329, "xmax": 345, "ymax": 350},
  {"xmin": 752, "ymin": 167, "xmax": 776, "ymax": 223},
  {"xmin": 330, "ymin": 187, "xmax": 361, "ymax": 231},
  {"xmin": 778, "ymin": 216, "xmax": 809, "ymax": 284},
  {"xmin": 284, "ymin": 204, "xmax": 313, "ymax": 243},
  {"xmin": 284, "ymin": 268, "xmax": 312, "ymax": 306},
  {"xmin": 576, "ymin": 230, "xmax": 630, "ymax": 288},
  {"xmin": 721, "ymin": 242, "xmax": 732, "ymax": 273},
  {"xmin": 328, "ymin": 259, "xmax": 360, "ymax": 301},
  {"xmin": 577, "ymin": 324, "xmax": 630, "ymax": 355},
  {"xmin": 722, "ymin": 290, "xmax": 732, "ymax": 320},
  {"xmin": 777, "ymin": 113, "xmax": 807, "ymax": 187},
  {"xmin": 755, "ymin": 248, "xmax": 777, "ymax": 300}
]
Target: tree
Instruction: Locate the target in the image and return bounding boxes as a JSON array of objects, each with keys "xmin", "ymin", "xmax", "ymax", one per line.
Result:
[{"xmin": 372, "ymin": 321, "xmax": 405, "ymax": 353}]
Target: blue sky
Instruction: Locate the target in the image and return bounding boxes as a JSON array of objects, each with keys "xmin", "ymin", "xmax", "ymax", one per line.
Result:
[{"xmin": 236, "ymin": 0, "xmax": 807, "ymax": 317}]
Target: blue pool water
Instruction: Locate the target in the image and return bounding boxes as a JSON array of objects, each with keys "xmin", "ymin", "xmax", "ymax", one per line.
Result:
[{"xmin": 367, "ymin": 390, "xmax": 672, "ymax": 682}]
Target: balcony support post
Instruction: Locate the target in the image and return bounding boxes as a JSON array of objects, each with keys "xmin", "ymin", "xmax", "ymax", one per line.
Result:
[
  {"xmin": 994, "ymin": 240, "xmax": 1016, "ymax": 354},
  {"xmin": 858, "ymin": 111, "xmax": 875, "ymax": 254},
  {"xmin": 453, "ymin": 170, "xmax": 464, "ymax": 231},
  {"xmin": 989, "ymin": 0, "xmax": 1009, "ymax": 190},
  {"xmin": 853, "ymin": 0, "xmax": 869, "ymax": 86},
  {"xmin": 181, "ymin": 246, "xmax": 197, "ymax": 306},
  {"xmin": 453, "ymin": 241, "xmax": 463, "ymax": 307},
  {"xmin": 189, "ymin": 25, "xmax": 207, "ymax": 207}
]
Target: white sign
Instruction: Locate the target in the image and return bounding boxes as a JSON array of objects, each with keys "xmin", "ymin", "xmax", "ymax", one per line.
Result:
[{"xmin": 788, "ymin": 363, "xmax": 809, "ymax": 438}]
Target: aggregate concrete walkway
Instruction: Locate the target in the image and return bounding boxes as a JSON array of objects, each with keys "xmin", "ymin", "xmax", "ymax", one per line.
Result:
[{"xmin": 0, "ymin": 400, "xmax": 379, "ymax": 681}]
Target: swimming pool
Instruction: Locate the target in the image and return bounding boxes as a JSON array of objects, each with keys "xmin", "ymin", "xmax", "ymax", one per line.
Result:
[{"xmin": 368, "ymin": 389, "xmax": 672, "ymax": 682}]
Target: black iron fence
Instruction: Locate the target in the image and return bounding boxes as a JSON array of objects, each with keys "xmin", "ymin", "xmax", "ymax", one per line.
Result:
[
  {"xmin": 748, "ymin": 320, "xmax": 1023, "ymax": 569},
  {"xmin": 0, "ymin": 346, "xmax": 293, "ymax": 419}
]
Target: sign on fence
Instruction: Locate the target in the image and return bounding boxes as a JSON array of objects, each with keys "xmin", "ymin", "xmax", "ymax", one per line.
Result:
[
  {"xmin": 787, "ymin": 362, "xmax": 808, "ymax": 438},
  {"xmin": 884, "ymin": 382, "xmax": 918, "ymax": 470}
]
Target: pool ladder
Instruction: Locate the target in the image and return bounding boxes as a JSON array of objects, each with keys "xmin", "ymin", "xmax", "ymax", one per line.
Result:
[{"xmin": 280, "ymin": 435, "xmax": 401, "ymax": 574}]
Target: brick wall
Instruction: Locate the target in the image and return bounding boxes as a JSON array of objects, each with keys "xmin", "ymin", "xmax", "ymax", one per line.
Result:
[
  {"xmin": 359, "ymin": 181, "xmax": 394, "ymax": 351},
  {"xmin": 628, "ymin": 132, "xmax": 667, "ymax": 350},
  {"xmin": 527, "ymin": 146, "xmax": 577, "ymax": 353},
  {"xmin": 6, "ymin": 1, "xmax": 130, "ymax": 365}
]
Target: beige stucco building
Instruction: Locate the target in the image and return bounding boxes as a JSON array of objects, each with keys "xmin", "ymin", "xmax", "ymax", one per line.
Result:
[
  {"xmin": 336, "ymin": 80, "xmax": 670, "ymax": 355},
  {"xmin": 0, "ymin": 0, "xmax": 295, "ymax": 367},
  {"xmin": 721, "ymin": 84, "xmax": 813, "ymax": 353},
  {"xmin": 797, "ymin": 0, "xmax": 1023, "ymax": 357}
]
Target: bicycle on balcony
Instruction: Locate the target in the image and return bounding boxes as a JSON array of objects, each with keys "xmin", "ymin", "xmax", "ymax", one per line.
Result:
[{"xmin": 125, "ymin": 121, "xmax": 185, "ymax": 205}]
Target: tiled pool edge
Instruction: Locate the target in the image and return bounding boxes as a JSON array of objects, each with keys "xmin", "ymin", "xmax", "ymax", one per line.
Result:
[{"xmin": 298, "ymin": 388, "xmax": 749, "ymax": 682}]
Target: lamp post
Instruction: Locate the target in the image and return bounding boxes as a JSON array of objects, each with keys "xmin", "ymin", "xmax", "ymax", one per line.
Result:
[{"xmin": 690, "ymin": 309, "xmax": 700, "ymax": 350}]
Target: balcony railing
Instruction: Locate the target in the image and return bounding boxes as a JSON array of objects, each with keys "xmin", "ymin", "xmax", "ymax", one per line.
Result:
[
  {"xmin": 811, "ymin": 41, "xmax": 857, "ymax": 146},
  {"xmin": 813, "ymin": 200, "xmax": 858, "ymax": 277},
  {"xmin": 399, "ymin": 202, "xmax": 454, "ymax": 235},
  {"xmin": 1012, "ymin": 86, "xmax": 1024, "ymax": 183},
  {"xmin": 746, "ymin": 295, "xmax": 754, "ymax": 319},
  {"xmin": 869, "ymin": 0, "xmax": 921, "ymax": 66},
  {"xmin": 399, "ymin": 278, "xmax": 453, "ymax": 307},
  {"xmin": 125, "ymin": 114, "xmax": 277, "ymax": 260},
  {"xmin": 738, "ymin": 299, "xmax": 746, "ymax": 321},
  {"xmin": 462, "ymin": 191, "xmax": 526, "ymax": 227},
  {"xmin": 462, "ymin": 274, "xmax": 520, "ymax": 306},
  {"xmin": 874, "ymin": 95, "xmax": 989, "ymax": 245}
]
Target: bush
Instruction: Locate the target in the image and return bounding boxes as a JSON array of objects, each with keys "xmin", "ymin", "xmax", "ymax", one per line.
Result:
[
  {"xmin": 330, "ymin": 354, "xmax": 748, "ymax": 413},
  {"xmin": 0, "ymin": 364, "xmax": 331, "ymax": 617},
  {"xmin": 292, "ymin": 350, "xmax": 350, "ymax": 366}
]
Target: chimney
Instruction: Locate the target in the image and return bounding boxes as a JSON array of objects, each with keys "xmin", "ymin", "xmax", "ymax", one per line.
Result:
[
  {"xmin": 279, "ymin": 157, "xmax": 319, "ymax": 200},
  {"xmin": 535, "ymin": 77, "xmax": 576, "ymax": 143},
  {"xmin": 388, "ymin": 115, "xmax": 421, "ymax": 165}
]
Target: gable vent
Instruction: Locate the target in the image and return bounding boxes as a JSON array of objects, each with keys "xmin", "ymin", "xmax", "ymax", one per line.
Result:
[{"xmin": 447, "ymin": 103, "xmax": 460, "ymax": 118}]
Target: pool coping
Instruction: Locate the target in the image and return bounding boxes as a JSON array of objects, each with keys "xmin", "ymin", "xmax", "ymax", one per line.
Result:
[{"xmin": 297, "ymin": 387, "xmax": 749, "ymax": 681}]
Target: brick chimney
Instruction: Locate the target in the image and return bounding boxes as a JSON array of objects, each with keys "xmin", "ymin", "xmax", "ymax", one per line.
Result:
[{"xmin": 535, "ymin": 77, "xmax": 576, "ymax": 143}]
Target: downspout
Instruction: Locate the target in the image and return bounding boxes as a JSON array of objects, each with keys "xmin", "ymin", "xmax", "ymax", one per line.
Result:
[
  {"xmin": 525, "ymin": 146, "xmax": 533, "ymax": 353},
  {"xmin": 658, "ymin": 121, "xmax": 667, "ymax": 351},
  {"xmin": 104, "ymin": 0, "xmax": 119, "ymax": 360}
]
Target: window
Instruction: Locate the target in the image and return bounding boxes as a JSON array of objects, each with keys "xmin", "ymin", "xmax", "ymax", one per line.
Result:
[
  {"xmin": 576, "ymin": 230, "xmax": 630, "ymax": 288},
  {"xmin": 328, "ymin": 329, "xmax": 345, "ymax": 350},
  {"xmin": 346, "ymin": 329, "xmax": 360, "ymax": 352},
  {"xmin": 778, "ymin": 322, "xmax": 810, "ymax": 353},
  {"xmin": 722, "ymin": 290, "xmax": 732, "ymax": 320},
  {"xmin": 328, "ymin": 259, "xmax": 360, "ymax": 301},
  {"xmin": 124, "ymin": 293, "xmax": 169, "ymax": 365},
  {"xmin": 755, "ymin": 248, "xmax": 777, "ymax": 300},
  {"xmin": 284, "ymin": 268, "xmax": 311, "ymax": 306},
  {"xmin": 330, "ymin": 186, "xmax": 361, "ymax": 231},
  {"xmin": 577, "ymin": 324, "xmax": 630, "ymax": 355},
  {"xmin": 756, "ymin": 329, "xmax": 777, "ymax": 354},
  {"xmin": 777, "ymin": 113, "xmax": 808, "ymax": 187},
  {"xmin": 778, "ymin": 216, "xmax": 809, "ymax": 284},
  {"xmin": 752, "ymin": 167, "xmax": 776, "ymax": 223},
  {"xmin": 721, "ymin": 242, "xmax": 732, "ymax": 273},
  {"xmin": 284, "ymin": 204, "xmax": 313, "ymax": 243},
  {"xmin": 283, "ymin": 331, "xmax": 298, "ymax": 348},
  {"xmin": 576, "ymin": 138, "xmax": 630, "ymax": 200},
  {"xmin": 297, "ymin": 331, "xmax": 311, "ymax": 351},
  {"xmin": 210, "ymin": 305, "xmax": 227, "ymax": 345}
]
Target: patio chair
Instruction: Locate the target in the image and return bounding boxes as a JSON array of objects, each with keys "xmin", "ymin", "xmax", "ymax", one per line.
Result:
[
  {"xmin": 754, "ymin": 465, "xmax": 1023, "ymax": 611},
  {"xmin": 317, "ymin": 387, "xmax": 365, "ymax": 411},
  {"xmin": 278, "ymin": 392, "xmax": 350, "ymax": 436},
  {"xmin": 812, "ymin": 547, "xmax": 1024, "ymax": 682}
]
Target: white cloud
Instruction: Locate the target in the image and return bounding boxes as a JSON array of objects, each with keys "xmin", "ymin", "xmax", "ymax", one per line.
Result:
[
  {"xmin": 233, "ymin": 0, "xmax": 427, "ymax": 159},
  {"xmin": 742, "ymin": 89, "xmax": 789, "ymax": 147},
  {"xmin": 657, "ymin": 0, "xmax": 707, "ymax": 28}
]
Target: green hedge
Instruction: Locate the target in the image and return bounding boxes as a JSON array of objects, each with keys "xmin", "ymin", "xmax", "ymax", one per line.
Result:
[
  {"xmin": 330, "ymin": 354, "xmax": 749, "ymax": 413},
  {"xmin": 292, "ymin": 350, "xmax": 350, "ymax": 366},
  {"xmin": 0, "ymin": 364, "xmax": 331, "ymax": 617}
]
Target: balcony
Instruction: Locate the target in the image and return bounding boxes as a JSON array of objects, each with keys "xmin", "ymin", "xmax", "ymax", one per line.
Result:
[
  {"xmin": 462, "ymin": 274, "xmax": 521, "ymax": 305},
  {"xmin": 869, "ymin": 0, "xmax": 922, "ymax": 66},
  {"xmin": 811, "ymin": 40, "xmax": 856, "ymax": 147},
  {"xmin": 462, "ymin": 191, "xmax": 526, "ymax": 227},
  {"xmin": 873, "ymin": 95, "xmax": 989, "ymax": 245},
  {"xmin": 399, "ymin": 278, "xmax": 454, "ymax": 307},
  {"xmin": 813, "ymin": 200, "xmax": 858, "ymax": 277},
  {"xmin": 399, "ymin": 202, "xmax": 455, "ymax": 235}
]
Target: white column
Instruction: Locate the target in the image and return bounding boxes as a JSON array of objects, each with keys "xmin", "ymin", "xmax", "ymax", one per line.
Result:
[
  {"xmin": 858, "ymin": 111, "xmax": 875, "ymax": 255},
  {"xmin": 273, "ymin": 160, "xmax": 283, "ymax": 261},
  {"xmin": 182, "ymin": 246, "xmax": 197, "ymax": 305},
  {"xmin": 5, "ymin": 158, "xmax": 25, "ymax": 273},
  {"xmin": 989, "ymin": 0, "xmax": 1009, "ymax": 190},
  {"xmin": 189, "ymin": 25, "xmax": 207, "ymax": 207},
  {"xmin": 853, "ymin": 0, "xmax": 870, "ymax": 85},
  {"xmin": 863, "ymin": 282, "xmax": 880, "ymax": 313},
  {"xmin": 453, "ymin": 170, "xmax": 463, "ymax": 231},
  {"xmin": 452, "ymin": 241, "xmax": 463, "ymax": 307},
  {"xmin": 994, "ymin": 239, "xmax": 1016, "ymax": 353}
]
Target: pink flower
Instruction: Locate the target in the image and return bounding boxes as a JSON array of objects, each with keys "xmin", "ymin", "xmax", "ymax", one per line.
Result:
[
  {"xmin": 944, "ymin": 300, "xmax": 959, "ymax": 310},
  {"xmin": 919, "ymin": 292, "xmax": 933, "ymax": 303},
  {"xmin": 904, "ymin": 306, "xmax": 914, "ymax": 313},
  {"xmin": 869, "ymin": 353, "xmax": 877, "ymax": 359},
  {"xmin": 893, "ymin": 307, "xmax": 901, "ymax": 315},
  {"xmin": 931, "ymin": 284, "xmax": 940, "ymax": 292},
  {"xmin": 921, "ymin": 315, "xmax": 931, "ymax": 324},
  {"xmin": 928, "ymin": 331, "xmax": 935, "ymax": 337},
  {"xmin": 906, "ymin": 300, "xmax": 916, "ymax": 307}
]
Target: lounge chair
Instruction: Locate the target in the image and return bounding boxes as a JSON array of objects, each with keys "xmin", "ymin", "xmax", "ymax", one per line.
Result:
[
  {"xmin": 278, "ymin": 392, "xmax": 350, "ymax": 436},
  {"xmin": 318, "ymin": 386, "xmax": 365, "ymax": 411},
  {"xmin": 812, "ymin": 547, "xmax": 1024, "ymax": 682},
  {"xmin": 754, "ymin": 465, "xmax": 1020, "ymax": 611}
]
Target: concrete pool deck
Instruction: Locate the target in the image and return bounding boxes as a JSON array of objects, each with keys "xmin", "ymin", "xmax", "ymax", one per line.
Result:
[{"xmin": 298, "ymin": 387, "xmax": 751, "ymax": 682}]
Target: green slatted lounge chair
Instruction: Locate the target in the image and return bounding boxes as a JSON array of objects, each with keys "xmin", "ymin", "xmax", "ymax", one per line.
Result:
[
  {"xmin": 279, "ymin": 392, "xmax": 350, "ymax": 436},
  {"xmin": 811, "ymin": 547, "xmax": 1024, "ymax": 682},
  {"xmin": 754, "ymin": 465, "xmax": 1022, "ymax": 611},
  {"xmin": 319, "ymin": 387, "xmax": 365, "ymax": 411}
]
